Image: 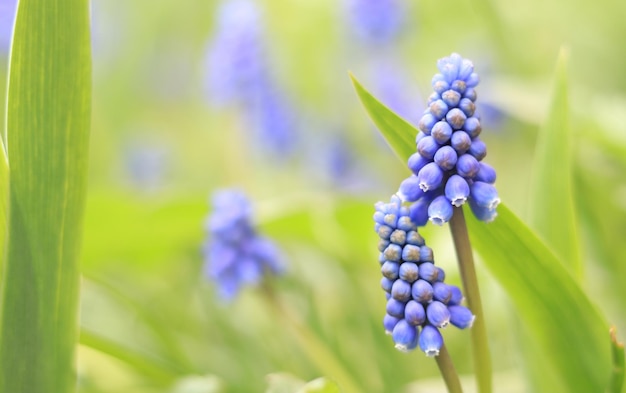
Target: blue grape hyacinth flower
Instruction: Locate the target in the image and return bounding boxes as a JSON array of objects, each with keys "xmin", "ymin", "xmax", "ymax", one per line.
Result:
[
  {"xmin": 398, "ymin": 53, "xmax": 500, "ymax": 225},
  {"xmin": 344, "ymin": 0, "xmax": 406, "ymax": 45},
  {"xmin": 374, "ymin": 195, "xmax": 474, "ymax": 355},
  {"xmin": 204, "ymin": 189, "xmax": 283, "ymax": 300}
]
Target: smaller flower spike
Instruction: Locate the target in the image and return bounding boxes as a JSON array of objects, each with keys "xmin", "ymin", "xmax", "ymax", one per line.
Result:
[
  {"xmin": 398, "ymin": 53, "xmax": 499, "ymax": 225},
  {"xmin": 203, "ymin": 189, "xmax": 283, "ymax": 300},
  {"xmin": 374, "ymin": 195, "xmax": 474, "ymax": 355}
]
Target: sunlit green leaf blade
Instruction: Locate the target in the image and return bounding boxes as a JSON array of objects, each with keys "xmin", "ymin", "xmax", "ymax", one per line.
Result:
[
  {"xmin": 0, "ymin": 0, "xmax": 91, "ymax": 392},
  {"xmin": 529, "ymin": 48, "xmax": 582, "ymax": 278},
  {"xmin": 350, "ymin": 72, "xmax": 612, "ymax": 392},
  {"xmin": 350, "ymin": 73, "xmax": 417, "ymax": 162},
  {"xmin": 466, "ymin": 205, "xmax": 610, "ymax": 392}
]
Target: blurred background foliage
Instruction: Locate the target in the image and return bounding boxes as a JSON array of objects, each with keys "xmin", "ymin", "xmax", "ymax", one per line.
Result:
[{"xmin": 2, "ymin": 0, "xmax": 626, "ymax": 391}]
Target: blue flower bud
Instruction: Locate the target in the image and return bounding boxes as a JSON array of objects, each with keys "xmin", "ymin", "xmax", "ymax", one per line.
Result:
[
  {"xmin": 392, "ymin": 319, "xmax": 418, "ymax": 352},
  {"xmin": 435, "ymin": 267, "xmax": 446, "ymax": 282},
  {"xmin": 475, "ymin": 162, "xmax": 497, "ymax": 184},
  {"xmin": 417, "ymin": 136, "xmax": 440, "ymax": 159},
  {"xmin": 433, "ymin": 282, "xmax": 453, "ymax": 304},
  {"xmin": 378, "ymin": 239, "xmax": 390, "ymax": 252},
  {"xmin": 399, "ymin": 262, "xmax": 419, "ymax": 283},
  {"xmin": 420, "ymin": 246, "xmax": 434, "ymax": 263},
  {"xmin": 406, "ymin": 230, "xmax": 425, "ymax": 246},
  {"xmin": 464, "ymin": 116, "xmax": 482, "ymax": 138},
  {"xmin": 427, "ymin": 92, "xmax": 440, "ymax": 104},
  {"xmin": 405, "ymin": 300, "xmax": 426, "ymax": 326},
  {"xmin": 464, "ymin": 87, "xmax": 477, "ymax": 101},
  {"xmin": 378, "ymin": 252, "xmax": 386, "ymax": 264},
  {"xmin": 431, "ymin": 74, "xmax": 449, "ymax": 94},
  {"xmin": 419, "ymin": 324, "xmax": 443, "ymax": 357},
  {"xmin": 434, "ymin": 145, "xmax": 458, "ymax": 171},
  {"xmin": 415, "ymin": 131, "xmax": 427, "ymax": 144},
  {"xmin": 468, "ymin": 197, "xmax": 498, "ymax": 223},
  {"xmin": 437, "ymin": 53, "xmax": 462, "ymax": 83},
  {"xmin": 466, "ymin": 72, "xmax": 480, "ymax": 87},
  {"xmin": 383, "ymin": 213, "xmax": 398, "ymax": 227},
  {"xmin": 459, "ymin": 98, "xmax": 475, "ymax": 117},
  {"xmin": 426, "ymin": 301, "xmax": 450, "ymax": 328},
  {"xmin": 373, "ymin": 210, "xmax": 385, "ymax": 224},
  {"xmin": 390, "ymin": 229, "xmax": 406, "ymax": 245},
  {"xmin": 451, "ymin": 131, "xmax": 472, "ymax": 154},
  {"xmin": 377, "ymin": 225, "xmax": 393, "ymax": 239},
  {"xmin": 449, "ymin": 285, "xmax": 463, "ymax": 305},
  {"xmin": 448, "ymin": 305, "xmax": 475, "ymax": 329},
  {"xmin": 418, "ymin": 262, "xmax": 438, "ymax": 281},
  {"xmin": 384, "ymin": 313, "xmax": 400, "ymax": 334},
  {"xmin": 418, "ymin": 113, "xmax": 437, "ymax": 134},
  {"xmin": 409, "ymin": 197, "xmax": 431, "ymax": 227},
  {"xmin": 445, "ymin": 174, "xmax": 470, "ymax": 207},
  {"xmin": 411, "ymin": 279, "xmax": 434, "ymax": 303},
  {"xmin": 417, "ymin": 163, "xmax": 444, "ymax": 191},
  {"xmin": 445, "ymin": 108, "xmax": 467, "ymax": 130},
  {"xmin": 450, "ymin": 80, "xmax": 466, "ymax": 95},
  {"xmin": 408, "ymin": 153, "xmax": 430, "ymax": 175},
  {"xmin": 428, "ymin": 195, "xmax": 453, "ymax": 226},
  {"xmin": 397, "ymin": 216, "xmax": 414, "ymax": 232},
  {"xmin": 398, "ymin": 175, "xmax": 423, "ymax": 202},
  {"xmin": 456, "ymin": 154, "xmax": 480, "ymax": 178},
  {"xmin": 470, "ymin": 181, "xmax": 500, "ymax": 209},
  {"xmin": 381, "ymin": 261, "xmax": 400, "ymax": 280},
  {"xmin": 383, "ymin": 244, "xmax": 403, "ymax": 262},
  {"xmin": 391, "ymin": 279, "xmax": 412, "ymax": 301},
  {"xmin": 386, "ymin": 298, "xmax": 406, "ymax": 318},
  {"xmin": 429, "ymin": 99, "xmax": 449, "ymax": 120},
  {"xmin": 441, "ymin": 89, "xmax": 461, "ymax": 108},
  {"xmin": 458, "ymin": 59, "xmax": 474, "ymax": 81},
  {"xmin": 381, "ymin": 276, "xmax": 394, "ymax": 292},
  {"xmin": 469, "ymin": 138, "xmax": 487, "ymax": 161},
  {"xmin": 401, "ymin": 245, "xmax": 420, "ymax": 262},
  {"xmin": 431, "ymin": 121, "xmax": 453, "ymax": 144}
]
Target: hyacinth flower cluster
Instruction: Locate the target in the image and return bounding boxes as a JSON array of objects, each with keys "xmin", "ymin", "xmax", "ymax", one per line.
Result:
[
  {"xmin": 398, "ymin": 53, "xmax": 500, "ymax": 226},
  {"xmin": 204, "ymin": 190, "xmax": 283, "ymax": 300},
  {"xmin": 374, "ymin": 195, "xmax": 474, "ymax": 355},
  {"xmin": 344, "ymin": 0, "xmax": 406, "ymax": 45}
]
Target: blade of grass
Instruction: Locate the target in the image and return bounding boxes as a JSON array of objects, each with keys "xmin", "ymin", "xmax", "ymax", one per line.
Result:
[
  {"xmin": 529, "ymin": 48, "xmax": 582, "ymax": 279},
  {"xmin": 0, "ymin": 0, "xmax": 91, "ymax": 391}
]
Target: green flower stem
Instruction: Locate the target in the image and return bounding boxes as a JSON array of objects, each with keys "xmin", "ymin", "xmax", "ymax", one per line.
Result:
[
  {"xmin": 260, "ymin": 284, "xmax": 362, "ymax": 393},
  {"xmin": 435, "ymin": 344, "xmax": 464, "ymax": 393},
  {"xmin": 449, "ymin": 207, "xmax": 492, "ymax": 393}
]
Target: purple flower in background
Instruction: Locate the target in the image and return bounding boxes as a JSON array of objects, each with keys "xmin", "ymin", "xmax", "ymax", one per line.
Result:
[
  {"xmin": 123, "ymin": 143, "xmax": 168, "ymax": 192},
  {"xmin": 344, "ymin": 0, "xmax": 406, "ymax": 44},
  {"xmin": 399, "ymin": 53, "xmax": 500, "ymax": 225},
  {"xmin": 374, "ymin": 195, "xmax": 474, "ymax": 355},
  {"xmin": 205, "ymin": 0, "xmax": 266, "ymax": 106},
  {"xmin": 0, "ymin": 0, "xmax": 18, "ymax": 53},
  {"xmin": 204, "ymin": 189, "xmax": 283, "ymax": 300}
]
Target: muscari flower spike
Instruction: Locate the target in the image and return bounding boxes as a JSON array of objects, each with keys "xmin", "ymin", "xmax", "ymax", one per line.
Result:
[
  {"xmin": 203, "ymin": 189, "xmax": 283, "ymax": 300},
  {"xmin": 398, "ymin": 53, "xmax": 500, "ymax": 226},
  {"xmin": 374, "ymin": 195, "xmax": 474, "ymax": 356},
  {"xmin": 344, "ymin": 0, "xmax": 406, "ymax": 45}
]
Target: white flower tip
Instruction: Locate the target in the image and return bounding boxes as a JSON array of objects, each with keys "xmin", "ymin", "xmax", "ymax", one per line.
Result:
[
  {"xmin": 429, "ymin": 216, "xmax": 446, "ymax": 226},
  {"xmin": 424, "ymin": 349, "xmax": 440, "ymax": 357},
  {"xmin": 394, "ymin": 344, "xmax": 410, "ymax": 353}
]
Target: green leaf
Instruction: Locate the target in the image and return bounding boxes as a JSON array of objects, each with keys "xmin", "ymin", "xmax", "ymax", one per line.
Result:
[
  {"xmin": 466, "ymin": 205, "xmax": 611, "ymax": 392},
  {"xmin": 266, "ymin": 373, "xmax": 341, "ymax": 393},
  {"xmin": 529, "ymin": 48, "xmax": 582, "ymax": 278},
  {"xmin": 0, "ymin": 141, "xmax": 8, "ymax": 269},
  {"xmin": 0, "ymin": 1, "xmax": 91, "ymax": 392},
  {"xmin": 350, "ymin": 72, "xmax": 612, "ymax": 392},
  {"xmin": 350, "ymin": 73, "xmax": 417, "ymax": 162}
]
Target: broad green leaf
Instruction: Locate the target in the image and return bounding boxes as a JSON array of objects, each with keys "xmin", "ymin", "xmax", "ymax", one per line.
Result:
[
  {"xmin": 529, "ymin": 48, "xmax": 582, "ymax": 278},
  {"xmin": 350, "ymin": 73, "xmax": 416, "ymax": 162},
  {"xmin": 466, "ymin": 205, "xmax": 610, "ymax": 392},
  {"xmin": 350, "ymin": 73, "xmax": 612, "ymax": 392},
  {"xmin": 0, "ymin": 1, "xmax": 91, "ymax": 392}
]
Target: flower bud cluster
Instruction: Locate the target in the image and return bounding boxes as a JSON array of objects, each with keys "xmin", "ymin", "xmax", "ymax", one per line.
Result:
[
  {"xmin": 398, "ymin": 53, "xmax": 499, "ymax": 225},
  {"xmin": 204, "ymin": 190, "xmax": 283, "ymax": 300},
  {"xmin": 374, "ymin": 195, "xmax": 474, "ymax": 356}
]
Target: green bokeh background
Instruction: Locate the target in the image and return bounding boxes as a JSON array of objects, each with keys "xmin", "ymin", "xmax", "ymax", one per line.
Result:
[{"xmin": 3, "ymin": 0, "xmax": 626, "ymax": 391}]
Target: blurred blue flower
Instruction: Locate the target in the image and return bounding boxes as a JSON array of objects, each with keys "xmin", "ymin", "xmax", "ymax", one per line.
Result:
[
  {"xmin": 0, "ymin": 0, "xmax": 17, "ymax": 54},
  {"xmin": 204, "ymin": 189, "xmax": 283, "ymax": 300},
  {"xmin": 344, "ymin": 0, "xmax": 406, "ymax": 45},
  {"xmin": 400, "ymin": 53, "xmax": 500, "ymax": 225},
  {"xmin": 205, "ymin": 0, "xmax": 267, "ymax": 106},
  {"xmin": 124, "ymin": 143, "xmax": 168, "ymax": 192},
  {"xmin": 374, "ymin": 195, "xmax": 473, "ymax": 355}
]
